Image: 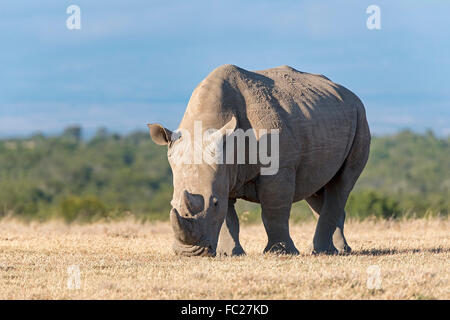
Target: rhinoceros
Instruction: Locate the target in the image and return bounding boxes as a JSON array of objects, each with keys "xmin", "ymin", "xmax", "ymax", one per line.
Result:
[{"xmin": 148, "ymin": 64, "xmax": 370, "ymax": 256}]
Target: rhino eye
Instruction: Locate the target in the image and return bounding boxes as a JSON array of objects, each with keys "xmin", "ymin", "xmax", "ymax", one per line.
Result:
[{"xmin": 212, "ymin": 197, "xmax": 219, "ymax": 207}]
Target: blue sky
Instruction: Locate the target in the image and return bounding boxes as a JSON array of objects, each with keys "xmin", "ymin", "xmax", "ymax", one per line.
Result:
[{"xmin": 0, "ymin": 0, "xmax": 449, "ymax": 137}]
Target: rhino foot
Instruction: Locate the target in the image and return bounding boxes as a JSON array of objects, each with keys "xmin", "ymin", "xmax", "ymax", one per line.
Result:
[
  {"xmin": 332, "ymin": 229, "xmax": 352, "ymax": 254},
  {"xmin": 335, "ymin": 243, "xmax": 352, "ymax": 254},
  {"xmin": 310, "ymin": 242, "xmax": 351, "ymax": 255},
  {"xmin": 264, "ymin": 242, "xmax": 299, "ymax": 255},
  {"xmin": 311, "ymin": 243, "xmax": 339, "ymax": 255},
  {"xmin": 217, "ymin": 245, "xmax": 246, "ymax": 257}
]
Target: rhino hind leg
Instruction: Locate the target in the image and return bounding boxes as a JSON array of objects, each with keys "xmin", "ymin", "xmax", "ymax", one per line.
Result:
[
  {"xmin": 309, "ymin": 123, "xmax": 370, "ymax": 255},
  {"xmin": 258, "ymin": 168, "xmax": 299, "ymax": 255},
  {"xmin": 306, "ymin": 190, "xmax": 351, "ymax": 254},
  {"xmin": 309, "ymin": 174, "xmax": 356, "ymax": 255},
  {"xmin": 309, "ymin": 172, "xmax": 363, "ymax": 254},
  {"xmin": 217, "ymin": 199, "xmax": 245, "ymax": 256}
]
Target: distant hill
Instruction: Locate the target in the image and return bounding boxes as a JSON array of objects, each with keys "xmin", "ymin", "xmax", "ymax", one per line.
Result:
[
  {"xmin": 0, "ymin": 127, "xmax": 448, "ymax": 222},
  {"xmin": 353, "ymin": 130, "xmax": 449, "ymax": 217}
]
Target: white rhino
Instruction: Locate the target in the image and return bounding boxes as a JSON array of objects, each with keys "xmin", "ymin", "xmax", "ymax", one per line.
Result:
[{"xmin": 148, "ymin": 64, "xmax": 370, "ymax": 256}]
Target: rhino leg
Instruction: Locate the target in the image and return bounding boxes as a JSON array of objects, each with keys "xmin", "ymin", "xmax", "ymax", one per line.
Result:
[
  {"xmin": 306, "ymin": 189, "xmax": 351, "ymax": 254},
  {"xmin": 310, "ymin": 186, "xmax": 343, "ymax": 255},
  {"xmin": 310, "ymin": 125, "xmax": 370, "ymax": 255},
  {"xmin": 310, "ymin": 171, "xmax": 361, "ymax": 255},
  {"xmin": 258, "ymin": 168, "xmax": 299, "ymax": 255},
  {"xmin": 332, "ymin": 212, "xmax": 351, "ymax": 253},
  {"xmin": 217, "ymin": 199, "xmax": 245, "ymax": 256}
]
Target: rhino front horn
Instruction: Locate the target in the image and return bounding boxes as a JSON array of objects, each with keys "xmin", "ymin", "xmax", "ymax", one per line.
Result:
[{"xmin": 170, "ymin": 208, "xmax": 201, "ymax": 245}]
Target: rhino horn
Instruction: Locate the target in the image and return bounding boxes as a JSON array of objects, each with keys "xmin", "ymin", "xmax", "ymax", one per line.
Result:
[
  {"xmin": 183, "ymin": 190, "xmax": 204, "ymax": 215},
  {"xmin": 170, "ymin": 208, "xmax": 201, "ymax": 245}
]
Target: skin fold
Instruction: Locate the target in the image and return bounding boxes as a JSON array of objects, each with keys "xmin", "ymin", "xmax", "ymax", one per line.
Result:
[{"xmin": 149, "ymin": 64, "xmax": 371, "ymax": 256}]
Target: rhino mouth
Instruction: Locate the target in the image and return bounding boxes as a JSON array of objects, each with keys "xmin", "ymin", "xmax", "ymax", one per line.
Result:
[
  {"xmin": 172, "ymin": 241, "xmax": 216, "ymax": 257},
  {"xmin": 170, "ymin": 208, "xmax": 215, "ymax": 257}
]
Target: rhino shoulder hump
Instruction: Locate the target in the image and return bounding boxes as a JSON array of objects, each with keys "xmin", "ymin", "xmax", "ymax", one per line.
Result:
[
  {"xmin": 209, "ymin": 64, "xmax": 244, "ymax": 79},
  {"xmin": 277, "ymin": 65, "xmax": 298, "ymax": 72}
]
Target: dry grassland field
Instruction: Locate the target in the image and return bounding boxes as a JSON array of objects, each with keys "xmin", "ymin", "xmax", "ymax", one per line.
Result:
[{"xmin": 0, "ymin": 218, "xmax": 448, "ymax": 300}]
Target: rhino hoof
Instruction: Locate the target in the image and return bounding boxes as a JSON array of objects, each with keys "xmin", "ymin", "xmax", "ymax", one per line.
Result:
[
  {"xmin": 264, "ymin": 242, "xmax": 299, "ymax": 255},
  {"xmin": 311, "ymin": 244, "xmax": 339, "ymax": 255},
  {"xmin": 217, "ymin": 246, "xmax": 246, "ymax": 257},
  {"xmin": 336, "ymin": 244, "xmax": 352, "ymax": 254}
]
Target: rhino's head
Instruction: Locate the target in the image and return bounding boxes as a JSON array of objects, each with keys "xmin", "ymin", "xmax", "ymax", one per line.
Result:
[{"xmin": 148, "ymin": 118, "xmax": 237, "ymax": 256}]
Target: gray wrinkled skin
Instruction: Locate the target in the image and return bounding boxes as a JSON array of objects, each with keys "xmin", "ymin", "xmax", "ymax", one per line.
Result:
[{"xmin": 148, "ymin": 65, "xmax": 371, "ymax": 256}]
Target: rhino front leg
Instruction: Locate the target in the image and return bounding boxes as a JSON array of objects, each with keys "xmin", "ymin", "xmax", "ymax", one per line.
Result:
[
  {"xmin": 217, "ymin": 199, "xmax": 245, "ymax": 256},
  {"xmin": 258, "ymin": 168, "xmax": 299, "ymax": 255}
]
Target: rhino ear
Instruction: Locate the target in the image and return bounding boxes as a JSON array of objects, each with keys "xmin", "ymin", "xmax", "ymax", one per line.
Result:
[{"xmin": 147, "ymin": 123, "xmax": 172, "ymax": 145}]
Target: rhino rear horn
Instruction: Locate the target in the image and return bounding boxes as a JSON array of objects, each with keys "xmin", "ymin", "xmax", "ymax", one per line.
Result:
[
  {"xmin": 147, "ymin": 123, "xmax": 172, "ymax": 145},
  {"xmin": 183, "ymin": 190, "xmax": 204, "ymax": 215},
  {"xmin": 219, "ymin": 116, "xmax": 237, "ymax": 136},
  {"xmin": 208, "ymin": 116, "xmax": 238, "ymax": 143}
]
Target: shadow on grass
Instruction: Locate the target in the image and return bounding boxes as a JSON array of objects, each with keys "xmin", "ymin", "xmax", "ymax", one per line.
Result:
[{"xmin": 351, "ymin": 247, "xmax": 450, "ymax": 256}]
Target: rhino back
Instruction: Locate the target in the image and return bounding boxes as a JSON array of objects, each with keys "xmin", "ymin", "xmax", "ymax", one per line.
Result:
[
  {"xmin": 180, "ymin": 64, "xmax": 364, "ymax": 200},
  {"xmin": 255, "ymin": 65, "xmax": 362, "ymax": 199}
]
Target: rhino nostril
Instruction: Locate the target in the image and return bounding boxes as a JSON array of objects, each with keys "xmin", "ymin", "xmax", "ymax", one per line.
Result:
[{"xmin": 172, "ymin": 207, "xmax": 191, "ymax": 218}]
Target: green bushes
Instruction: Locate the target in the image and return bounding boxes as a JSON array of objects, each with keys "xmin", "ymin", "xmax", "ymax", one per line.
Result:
[
  {"xmin": 346, "ymin": 190, "xmax": 400, "ymax": 219},
  {"xmin": 59, "ymin": 196, "xmax": 107, "ymax": 223},
  {"xmin": 0, "ymin": 128, "xmax": 448, "ymax": 223}
]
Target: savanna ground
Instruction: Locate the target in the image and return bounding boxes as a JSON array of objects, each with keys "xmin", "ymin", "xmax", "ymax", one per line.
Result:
[{"xmin": 0, "ymin": 218, "xmax": 448, "ymax": 299}]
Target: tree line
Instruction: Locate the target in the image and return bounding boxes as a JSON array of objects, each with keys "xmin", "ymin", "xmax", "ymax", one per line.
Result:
[{"xmin": 0, "ymin": 127, "xmax": 448, "ymax": 222}]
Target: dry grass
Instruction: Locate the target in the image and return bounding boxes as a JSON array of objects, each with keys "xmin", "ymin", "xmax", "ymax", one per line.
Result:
[{"xmin": 0, "ymin": 218, "xmax": 448, "ymax": 299}]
